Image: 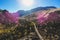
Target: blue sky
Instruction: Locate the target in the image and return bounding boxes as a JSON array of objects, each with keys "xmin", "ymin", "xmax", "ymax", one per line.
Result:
[{"xmin": 0, "ymin": 0, "xmax": 60, "ymax": 12}]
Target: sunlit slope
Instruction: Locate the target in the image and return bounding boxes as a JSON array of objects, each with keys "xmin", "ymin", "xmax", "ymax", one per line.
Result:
[
  {"xmin": 24, "ymin": 8, "xmax": 60, "ymax": 20},
  {"xmin": 0, "ymin": 8, "xmax": 60, "ymax": 34}
]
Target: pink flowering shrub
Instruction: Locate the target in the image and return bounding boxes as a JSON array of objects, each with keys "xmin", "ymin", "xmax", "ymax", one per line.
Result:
[
  {"xmin": 37, "ymin": 10, "xmax": 60, "ymax": 25},
  {"xmin": 11, "ymin": 12, "xmax": 19, "ymax": 23},
  {"xmin": 0, "ymin": 10, "xmax": 19, "ymax": 24}
]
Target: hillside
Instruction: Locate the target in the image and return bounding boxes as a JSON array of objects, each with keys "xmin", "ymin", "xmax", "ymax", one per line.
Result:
[
  {"xmin": 24, "ymin": 8, "xmax": 60, "ymax": 21},
  {"xmin": 17, "ymin": 6, "xmax": 56, "ymax": 17},
  {"xmin": 0, "ymin": 7, "xmax": 60, "ymax": 40}
]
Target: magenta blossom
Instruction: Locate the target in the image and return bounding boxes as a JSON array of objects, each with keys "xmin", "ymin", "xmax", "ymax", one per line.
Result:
[
  {"xmin": 0, "ymin": 11, "xmax": 19, "ymax": 24},
  {"xmin": 11, "ymin": 12, "xmax": 19, "ymax": 23},
  {"xmin": 37, "ymin": 11, "xmax": 60, "ymax": 25}
]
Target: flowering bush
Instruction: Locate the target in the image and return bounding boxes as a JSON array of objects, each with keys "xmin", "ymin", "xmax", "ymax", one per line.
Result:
[
  {"xmin": 37, "ymin": 10, "xmax": 60, "ymax": 25},
  {"xmin": 0, "ymin": 10, "xmax": 19, "ymax": 24}
]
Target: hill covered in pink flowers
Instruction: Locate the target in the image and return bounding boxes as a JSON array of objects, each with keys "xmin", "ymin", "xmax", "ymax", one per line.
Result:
[
  {"xmin": 0, "ymin": 7, "xmax": 60, "ymax": 40},
  {"xmin": 0, "ymin": 10, "xmax": 19, "ymax": 24}
]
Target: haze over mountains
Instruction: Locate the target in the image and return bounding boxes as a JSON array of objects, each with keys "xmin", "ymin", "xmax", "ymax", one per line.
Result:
[
  {"xmin": 0, "ymin": 6, "xmax": 60, "ymax": 24},
  {"xmin": 17, "ymin": 6, "xmax": 56, "ymax": 16}
]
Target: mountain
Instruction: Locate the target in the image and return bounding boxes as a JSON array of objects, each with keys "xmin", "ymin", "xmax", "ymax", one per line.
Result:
[
  {"xmin": 17, "ymin": 6, "xmax": 56, "ymax": 17},
  {"xmin": 17, "ymin": 10, "xmax": 26, "ymax": 16},
  {"xmin": 24, "ymin": 8, "xmax": 60, "ymax": 21},
  {"xmin": 0, "ymin": 6, "xmax": 57, "ymax": 24},
  {"xmin": 27, "ymin": 6, "xmax": 56, "ymax": 13}
]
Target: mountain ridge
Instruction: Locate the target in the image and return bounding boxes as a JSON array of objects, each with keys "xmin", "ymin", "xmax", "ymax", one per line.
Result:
[{"xmin": 17, "ymin": 6, "xmax": 56, "ymax": 17}]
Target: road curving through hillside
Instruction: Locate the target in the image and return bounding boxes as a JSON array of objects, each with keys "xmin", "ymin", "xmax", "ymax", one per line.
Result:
[{"xmin": 32, "ymin": 22, "xmax": 44, "ymax": 40}]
